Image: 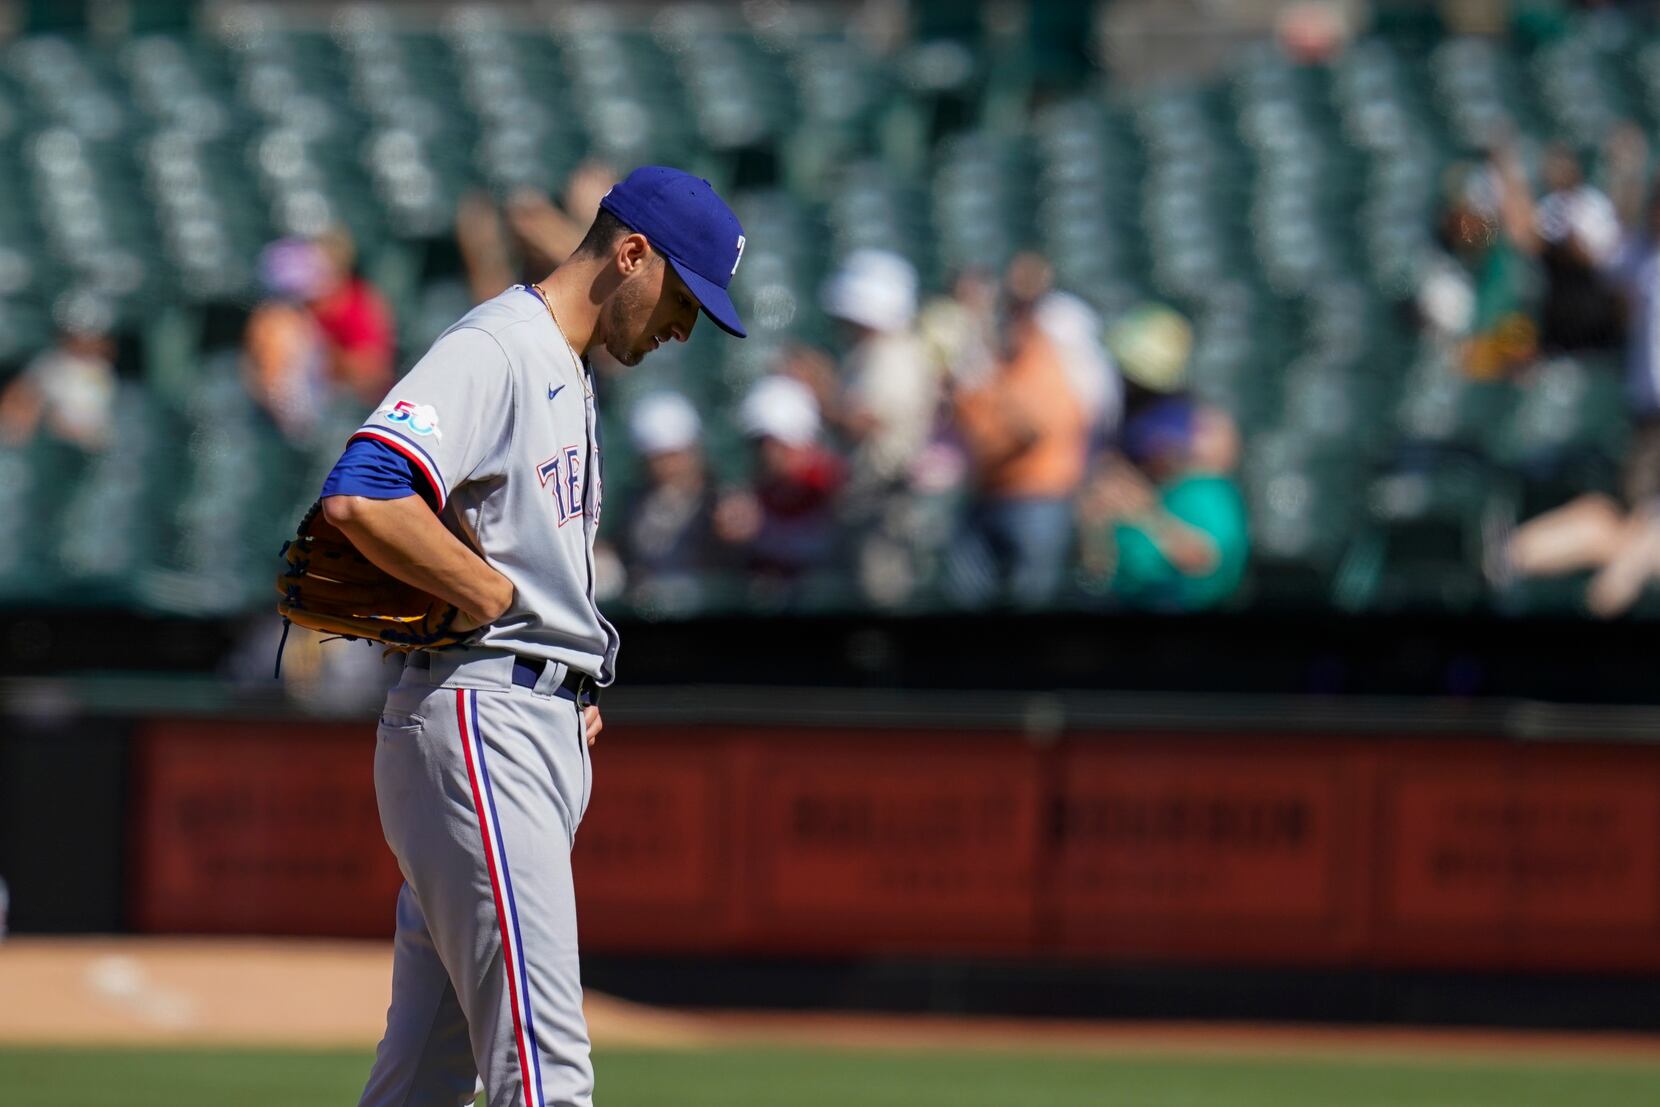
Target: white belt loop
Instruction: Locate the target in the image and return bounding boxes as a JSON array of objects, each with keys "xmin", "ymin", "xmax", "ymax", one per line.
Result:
[{"xmin": 533, "ymin": 659, "xmax": 570, "ymax": 697}]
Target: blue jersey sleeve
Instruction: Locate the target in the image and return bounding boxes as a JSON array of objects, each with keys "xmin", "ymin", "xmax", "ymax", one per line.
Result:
[{"xmin": 320, "ymin": 437, "xmax": 438, "ymax": 510}]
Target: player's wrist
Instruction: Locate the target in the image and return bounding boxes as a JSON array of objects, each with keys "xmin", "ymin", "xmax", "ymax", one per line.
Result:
[{"xmin": 460, "ymin": 574, "xmax": 515, "ymax": 630}]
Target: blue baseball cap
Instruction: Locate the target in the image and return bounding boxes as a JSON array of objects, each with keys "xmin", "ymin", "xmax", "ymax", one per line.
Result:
[
  {"xmin": 599, "ymin": 166, "xmax": 748, "ymax": 338},
  {"xmin": 1124, "ymin": 397, "xmax": 1196, "ymax": 464}
]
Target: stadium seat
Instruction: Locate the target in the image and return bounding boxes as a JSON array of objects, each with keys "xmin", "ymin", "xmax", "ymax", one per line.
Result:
[
  {"xmin": 1490, "ymin": 356, "xmax": 1628, "ymax": 473},
  {"xmin": 1338, "ymin": 457, "xmax": 1495, "ymax": 613},
  {"xmin": 49, "ymin": 385, "xmax": 171, "ymax": 601},
  {"xmin": 1395, "ymin": 345, "xmax": 1521, "ymax": 454}
]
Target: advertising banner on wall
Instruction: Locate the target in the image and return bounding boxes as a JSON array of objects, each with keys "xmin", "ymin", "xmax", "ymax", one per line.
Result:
[
  {"xmin": 127, "ymin": 720, "xmax": 1660, "ymax": 970},
  {"xmin": 130, "ymin": 720, "xmax": 402, "ymax": 936},
  {"xmin": 741, "ymin": 734, "xmax": 1044, "ymax": 952},
  {"xmin": 1375, "ymin": 746, "xmax": 1660, "ymax": 971},
  {"xmin": 1050, "ymin": 741, "xmax": 1370, "ymax": 961},
  {"xmin": 568, "ymin": 734, "xmax": 739, "ymax": 950}
]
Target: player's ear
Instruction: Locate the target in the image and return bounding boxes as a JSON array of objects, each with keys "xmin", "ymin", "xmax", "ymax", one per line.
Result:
[{"xmin": 615, "ymin": 233, "xmax": 653, "ymax": 276}]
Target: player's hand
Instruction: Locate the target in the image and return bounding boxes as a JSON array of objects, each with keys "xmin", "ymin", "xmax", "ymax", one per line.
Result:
[{"xmin": 583, "ymin": 705, "xmax": 603, "ymax": 747}]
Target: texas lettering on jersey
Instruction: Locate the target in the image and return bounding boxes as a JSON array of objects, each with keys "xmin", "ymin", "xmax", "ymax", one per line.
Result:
[
  {"xmin": 347, "ymin": 288, "xmax": 620, "ymax": 683},
  {"xmin": 536, "ymin": 445, "xmax": 588, "ymax": 527}
]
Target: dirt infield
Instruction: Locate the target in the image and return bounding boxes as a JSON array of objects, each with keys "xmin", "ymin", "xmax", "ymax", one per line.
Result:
[
  {"xmin": 6, "ymin": 937, "xmax": 1660, "ymax": 1067},
  {"xmin": 0, "ymin": 937, "xmax": 707, "ymax": 1049}
]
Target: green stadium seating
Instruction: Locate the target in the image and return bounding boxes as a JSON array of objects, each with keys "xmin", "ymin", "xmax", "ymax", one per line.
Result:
[{"xmin": 1, "ymin": 6, "xmax": 1656, "ymax": 615}]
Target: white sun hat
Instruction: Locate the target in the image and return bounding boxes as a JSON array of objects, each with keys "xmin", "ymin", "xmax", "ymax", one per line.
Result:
[
  {"xmin": 820, "ymin": 248, "xmax": 919, "ymax": 333},
  {"xmin": 629, "ymin": 390, "xmax": 703, "ymax": 456},
  {"xmin": 738, "ymin": 375, "xmax": 821, "ymax": 447}
]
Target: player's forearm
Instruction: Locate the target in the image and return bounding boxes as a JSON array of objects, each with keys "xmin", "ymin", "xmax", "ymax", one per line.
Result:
[{"xmin": 321, "ymin": 494, "xmax": 514, "ymax": 627}]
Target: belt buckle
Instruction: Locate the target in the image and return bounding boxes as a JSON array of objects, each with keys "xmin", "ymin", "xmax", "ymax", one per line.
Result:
[{"xmin": 573, "ymin": 673, "xmax": 599, "ymax": 710}]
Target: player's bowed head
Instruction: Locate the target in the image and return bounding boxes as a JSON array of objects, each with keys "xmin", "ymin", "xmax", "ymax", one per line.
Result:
[{"xmin": 537, "ymin": 165, "xmax": 749, "ymax": 369}]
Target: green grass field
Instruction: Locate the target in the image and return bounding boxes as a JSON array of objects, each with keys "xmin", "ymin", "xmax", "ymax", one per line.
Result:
[{"xmin": 4, "ymin": 1045, "xmax": 1660, "ymax": 1107}]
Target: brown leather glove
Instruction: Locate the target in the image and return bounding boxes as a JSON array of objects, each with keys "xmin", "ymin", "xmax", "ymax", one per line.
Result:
[{"xmin": 275, "ymin": 501, "xmax": 468, "ymax": 651}]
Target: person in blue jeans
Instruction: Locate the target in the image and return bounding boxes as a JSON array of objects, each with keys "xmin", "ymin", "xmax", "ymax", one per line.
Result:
[
  {"xmin": 946, "ymin": 255, "xmax": 1091, "ymax": 608},
  {"xmin": 961, "ymin": 496, "xmax": 1077, "ymax": 608}
]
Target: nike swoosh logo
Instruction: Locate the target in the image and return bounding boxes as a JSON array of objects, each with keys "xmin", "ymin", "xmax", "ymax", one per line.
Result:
[{"xmin": 548, "ymin": 384, "xmax": 565, "ymax": 400}]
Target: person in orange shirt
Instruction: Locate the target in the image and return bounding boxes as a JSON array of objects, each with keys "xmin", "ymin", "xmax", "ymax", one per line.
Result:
[{"xmin": 948, "ymin": 254, "xmax": 1089, "ymax": 607}]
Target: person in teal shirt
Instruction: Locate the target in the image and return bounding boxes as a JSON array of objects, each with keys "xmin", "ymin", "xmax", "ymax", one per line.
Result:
[{"xmin": 1077, "ymin": 398, "xmax": 1249, "ymax": 610}]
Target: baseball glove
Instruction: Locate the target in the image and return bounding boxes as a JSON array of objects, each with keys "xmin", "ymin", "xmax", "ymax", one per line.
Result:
[{"xmin": 275, "ymin": 500, "xmax": 469, "ymax": 655}]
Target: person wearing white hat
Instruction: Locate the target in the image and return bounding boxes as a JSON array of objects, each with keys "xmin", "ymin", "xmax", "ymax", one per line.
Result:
[
  {"xmin": 630, "ymin": 389, "xmax": 703, "ymax": 456},
  {"xmin": 737, "ymin": 373, "xmax": 822, "ymax": 447},
  {"xmin": 618, "ymin": 391, "xmax": 727, "ymax": 609},
  {"xmin": 0, "ymin": 289, "xmax": 119, "ymax": 452},
  {"xmin": 819, "ymin": 250, "xmax": 938, "ymax": 499},
  {"xmin": 818, "ymin": 249, "xmax": 942, "ymax": 605},
  {"xmin": 716, "ymin": 374, "xmax": 845, "ymax": 582}
]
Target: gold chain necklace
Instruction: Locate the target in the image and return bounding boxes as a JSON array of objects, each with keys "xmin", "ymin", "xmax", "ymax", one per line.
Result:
[{"xmin": 528, "ymin": 282, "xmax": 592, "ymax": 399}]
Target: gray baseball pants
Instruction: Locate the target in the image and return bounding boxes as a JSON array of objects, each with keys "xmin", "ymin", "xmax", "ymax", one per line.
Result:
[{"xmin": 357, "ymin": 649, "xmax": 594, "ymax": 1107}]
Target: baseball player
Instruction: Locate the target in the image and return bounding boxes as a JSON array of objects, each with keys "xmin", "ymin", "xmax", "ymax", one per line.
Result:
[{"xmin": 316, "ymin": 167, "xmax": 747, "ymax": 1107}]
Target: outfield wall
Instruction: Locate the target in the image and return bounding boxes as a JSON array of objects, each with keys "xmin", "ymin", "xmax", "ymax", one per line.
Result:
[{"xmin": 107, "ymin": 717, "xmax": 1660, "ymax": 975}]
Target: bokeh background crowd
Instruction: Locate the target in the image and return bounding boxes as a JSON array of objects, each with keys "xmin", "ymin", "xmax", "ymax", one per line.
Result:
[{"xmin": 11, "ymin": 0, "xmax": 1660, "ymax": 643}]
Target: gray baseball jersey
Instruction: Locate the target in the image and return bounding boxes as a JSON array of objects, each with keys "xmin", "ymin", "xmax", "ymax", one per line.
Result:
[
  {"xmin": 351, "ymin": 164, "xmax": 746, "ymax": 1107},
  {"xmin": 348, "ymin": 285, "xmax": 619, "ymax": 684},
  {"xmin": 351, "ymin": 285, "xmax": 611, "ymax": 1107}
]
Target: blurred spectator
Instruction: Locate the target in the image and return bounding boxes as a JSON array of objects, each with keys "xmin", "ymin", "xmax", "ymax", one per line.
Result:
[
  {"xmin": 1493, "ymin": 138, "xmax": 1623, "ymax": 355},
  {"xmin": 1602, "ymin": 122, "xmax": 1660, "ymax": 463},
  {"xmin": 717, "ymin": 375, "xmax": 846, "ymax": 582},
  {"xmin": 1506, "ymin": 493, "xmax": 1660, "ymax": 618},
  {"xmin": 819, "ymin": 249, "xmax": 937, "ymax": 499},
  {"xmin": 1417, "ymin": 162, "xmax": 1538, "ymax": 377},
  {"xmin": 919, "ymin": 267, "xmax": 999, "ymax": 387},
  {"xmin": 245, "ymin": 237, "xmax": 331, "ymax": 443},
  {"xmin": 948, "ymin": 260, "xmax": 1090, "ymax": 607},
  {"xmin": 1077, "ymin": 399, "xmax": 1249, "ymax": 611},
  {"xmin": 309, "ymin": 228, "xmax": 395, "ymax": 407},
  {"xmin": 998, "ymin": 252, "xmax": 1122, "ymax": 442},
  {"xmin": 619, "ymin": 391, "xmax": 728, "ymax": 609},
  {"xmin": 814, "ymin": 249, "xmax": 945, "ymax": 605},
  {"xmin": 1276, "ymin": 1, "xmax": 1354, "ymax": 64},
  {"xmin": 1036, "ymin": 284, "xmax": 1122, "ymax": 445},
  {"xmin": 456, "ymin": 159, "xmax": 617, "ymax": 303},
  {"xmin": 1501, "ymin": 125, "xmax": 1660, "ymax": 617},
  {"xmin": 1105, "ymin": 300, "xmax": 1198, "ymax": 435},
  {"xmin": 245, "ymin": 230, "xmax": 395, "ymax": 441},
  {"xmin": 0, "ymin": 291, "xmax": 117, "ymax": 452}
]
